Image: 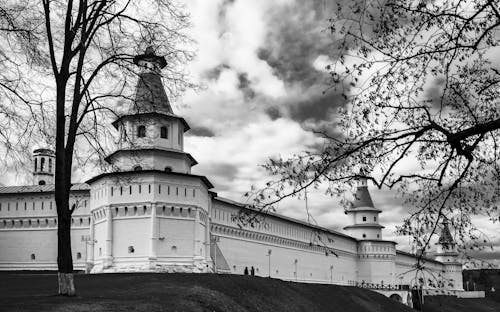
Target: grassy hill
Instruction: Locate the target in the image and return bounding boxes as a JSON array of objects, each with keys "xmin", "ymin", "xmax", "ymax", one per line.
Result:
[
  {"xmin": 463, "ymin": 269, "xmax": 500, "ymax": 303},
  {"xmin": 1, "ymin": 272, "xmax": 500, "ymax": 311},
  {"xmin": 0, "ymin": 272, "xmax": 413, "ymax": 312}
]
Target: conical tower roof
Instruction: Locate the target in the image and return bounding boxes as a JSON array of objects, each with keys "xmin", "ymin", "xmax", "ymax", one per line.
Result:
[
  {"xmin": 347, "ymin": 179, "xmax": 381, "ymax": 212},
  {"xmin": 130, "ymin": 71, "xmax": 173, "ymax": 114},
  {"xmin": 438, "ymin": 218, "xmax": 455, "ymax": 245},
  {"xmin": 352, "ymin": 185, "xmax": 374, "ymax": 208},
  {"xmin": 129, "ymin": 47, "xmax": 174, "ymax": 115},
  {"xmin": 112, "ymin": 47, "xmax": 190, "ymax": 131}
]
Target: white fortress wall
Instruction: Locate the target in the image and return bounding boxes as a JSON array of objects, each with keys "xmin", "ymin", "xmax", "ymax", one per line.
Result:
[
  {"xmin": 395, "ymin": 251, "xmax": 448, "ymax": 287},
  {"xmin": 0, "ymin": 189, "xmax": 90, "ymax": 270},
  {"xmin": 210, "ymin": 199, "xmax": 359, "ymax": 284}
]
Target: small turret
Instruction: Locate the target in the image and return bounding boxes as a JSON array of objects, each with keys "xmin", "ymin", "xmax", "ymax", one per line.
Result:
[
  {"xmin": 343, "ymin": 178, "xmax": 384, "ymax": 240},
  {"xmin": 434, "ymin": 217, "xmax": 463, "ymax": 290},
  {"xmin": 434, "ymin": 218, "xmax": 459, "ymax": 263},
  {"xmin": 105, "ymin": 46, "xmax": 196, "ymax": 174},
  {"xmin": 33, "ymin": 148, "xmax": 55, "ymax": 185}
]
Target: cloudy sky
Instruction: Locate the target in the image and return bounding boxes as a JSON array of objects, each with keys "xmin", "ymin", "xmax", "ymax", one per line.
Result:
[
  {"xmin": 0, "ymin": 0, "xmax": 496, "ymax": 265},
  {"xmin": 170, "ymin": 0, "xmax": 499, "ymax": 264}
]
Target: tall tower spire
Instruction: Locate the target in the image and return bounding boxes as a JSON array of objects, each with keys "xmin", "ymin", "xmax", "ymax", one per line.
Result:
[
  {"xmin": 435, "ymin": 218, "xmax": 459, "ymax": 262},
  {"xmin": 131, "ymin": 47, "xmax": 173, "ymax": 115},
  {"xmin": 434, "ymin": 217, "xmax": 463, "ymax": 290},
  {"xmin": 105, "ymin": 47, "xmax": 196, "ymax": 173},
  {"xmin": 343, "ymin": 178, "xmax": 384, "ymax": 240}
]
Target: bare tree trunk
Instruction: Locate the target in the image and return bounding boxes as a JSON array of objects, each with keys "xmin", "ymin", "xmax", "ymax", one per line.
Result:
[
  {"xmin": 56, "ymin": 195, "xmax": 75, "ymax": 296},
  {"xmin": 54, "ymin": 72, "xmax": 75, "ymax": 296}
]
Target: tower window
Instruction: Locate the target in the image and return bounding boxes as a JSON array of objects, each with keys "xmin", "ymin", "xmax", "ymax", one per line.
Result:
[
  {"xmin": 137, "ymin": 125, "xmax": 146, "ymax": 138},
  {"xmin": 38, "ymin": 180, "xmax": 46, "ymax": 185},
  {"xmin": 34, "ymin": 158, "xmax": 37, "ymax": 171},
  {"xmin": 133, "ymin": 165, "xmax": 142, "ymax": 171},
  {"xmin": 362, "ymin": 234, "xmax": 366, "ymax": 238},
  {"xmin": 76, "ymin": 252, "xmax": 82, "ymax": 259},
  {"xmin": 30, "ymin": 254, "xmax": 35, "ymax": 260},
  {"xmin": 164, "ymin": 166, "xmax": 172, "ymax": 172},
  {"xmin": 160, "ymin": 126, "xmax": 168, "ymax": 139},
  {"xmin": 374, "ymin": 216, "xmax": 377, "ymax": 222},
  {"xmin": 128, "ymin": 246, "xmax": 135, "ymax": 253},
  {"xmin": 362, "ymin": 216, "xmax": 366, "ymax": 222},
  {"xmin": 49, "ymin": 158, "xmax": 52, "ymax": 172},
  {"xmin": 41, "ymin": 157, "xmax": 45, "ymax": 171},
  {"xmin": 178, "ymin": 129, "xmax": 182, "ymax": 145}
]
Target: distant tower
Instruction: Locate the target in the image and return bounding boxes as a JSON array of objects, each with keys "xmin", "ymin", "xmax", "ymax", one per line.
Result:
[
  {"xmin": 343, "ymin": 178, "xmax": 384, "ymax": 240},
  {"xmin": 33, "ymin": 148, "xmax": 55, "ymax": 185},
  {"xmin": 435, "ymin": 218, "xmax": 459, "ymax": 263},
  {"xmin": 435, "ymin": 218, "xmax": 463, "ymax": 290}
]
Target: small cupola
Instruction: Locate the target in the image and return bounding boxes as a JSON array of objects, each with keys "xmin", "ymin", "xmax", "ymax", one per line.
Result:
[{"xmin": 32, "ymin": 148, "xmax": 55, "ymax": 185}]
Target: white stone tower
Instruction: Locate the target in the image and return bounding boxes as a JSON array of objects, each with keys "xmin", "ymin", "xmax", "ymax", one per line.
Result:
[
  {"xmin": 33, "ymin": 148, "xmax": 55, "ymax": 185},
  {"xmin": 106, "ymin": 46, "xmax": 195, "ymax": 172},
  {"xmin": 343, "ymin": 178, "xmax": 384, "ymax": 240},
  {"xmin": 435, "ymin": 218, "xmax": 463, "ymax": 290},
  {"xmin": 344, "ymin": 179, "xmax": 397, "ymax": 285},
  {"xmin": 87, "ymin": 47, "xmax": 213, "ymax": 273}
]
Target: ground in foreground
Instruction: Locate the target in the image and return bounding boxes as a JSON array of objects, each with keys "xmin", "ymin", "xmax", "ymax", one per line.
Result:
[
  {"xmin": 0, "ymin": 272, "xmax": 498, "ymax": 312},
  {"xmin": 0, "ymin": 272, "xmax": 411, "ymax": 312}
]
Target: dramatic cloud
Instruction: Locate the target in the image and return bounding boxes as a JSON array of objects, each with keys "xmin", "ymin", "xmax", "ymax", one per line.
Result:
[
  {"xmin": 186, "ymin": 126, "xmax": 216, "ymax": 137},
  {"xmin": 2, "ymin": 0, "xmax": 495, "ymax": 262},
  {"xmin": 178, "ymin": 0, "xmax": 498, "ymax": 261}
]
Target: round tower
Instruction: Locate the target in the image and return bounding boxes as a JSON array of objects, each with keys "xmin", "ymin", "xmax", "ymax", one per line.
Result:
[
  {"xmin": 343, "ymin": 178, "xmax": 384, "ymax": 240},
  {"xmin": 434, "ymin": 218, "xmax": 463, "ymax": 290},
  {"xmin": 33, "ymin": 148, "xmax": 55, "ymax": 185}
]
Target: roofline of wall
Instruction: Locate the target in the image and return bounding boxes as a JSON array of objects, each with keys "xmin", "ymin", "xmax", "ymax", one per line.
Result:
[
  {"xmin": 85, "ymin": 170, "xmax": 214, "ymax": 189},
  {"xmin": 213, "ymin": 196, "xmax": 359, "ymax": 242}
]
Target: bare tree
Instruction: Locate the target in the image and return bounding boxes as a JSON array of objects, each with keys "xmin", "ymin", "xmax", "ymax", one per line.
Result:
[
  {"xmin": 244, "ymin": 0, "xmax": 499, "ymax": 266},
  {"xmin": 0, "ymin": 0, "xmax": 193, "ymax": 295}
]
